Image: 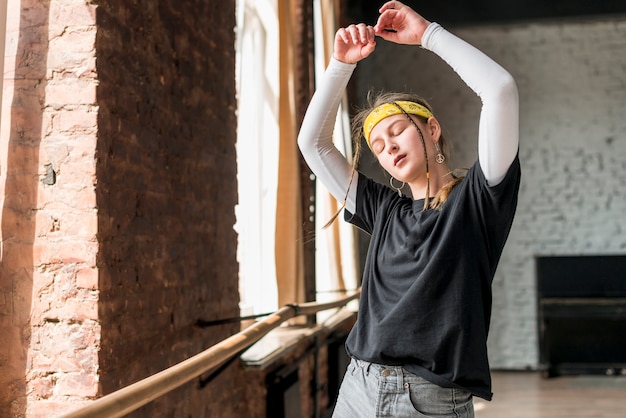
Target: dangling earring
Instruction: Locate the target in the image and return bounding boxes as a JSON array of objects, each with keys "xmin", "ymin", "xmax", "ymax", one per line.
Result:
[
  {"xmin": 389, "ymin": 177, "xmax": 405, "ymax": 197},
  {"xmin": 434, "ymin": 141, "xmax": 445, "ymax": 164}
]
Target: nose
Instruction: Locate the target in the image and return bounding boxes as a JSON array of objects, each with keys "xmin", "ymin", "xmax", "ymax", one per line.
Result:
[{"xmin": 388, "ymin": 141, "xmax": 398, "ymax": 153}]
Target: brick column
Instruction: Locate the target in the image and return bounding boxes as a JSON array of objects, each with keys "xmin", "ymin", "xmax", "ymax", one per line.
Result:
[
  {"xmin": 2, "ymin": 0, "xmax": 245, "ymax": 416},
  {"xmin": 1, "ymin": 0, "xmax": 100, "ymax": 416}
]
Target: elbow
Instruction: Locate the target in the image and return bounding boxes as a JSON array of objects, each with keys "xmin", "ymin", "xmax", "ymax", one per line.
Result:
[
  {"xmin": 296, "ymin": 127, "xmax": 311, "ymax": 153},
  {"xmin": 481, "ymin": 70, "xmax": 518, "ymax": 118},
  {"xmin": 495, "ymin": 71, "xmax": 518, "ymax": 107},
  {"xmin": 297, "ymin": 128, "xmax": 320, "ymax": 161},
  {"xmin": 297, "ymin": 137, "xmax": 311, "ymax": 163},
  {"xmin": 296, "ymin": 131, "xmax": 305, "ymax": 151},
  {"xmin": 297, "ymin": 138, "xmax": 317, "ymax": 164},
  {"xmin": 297, "ymin": 114, "xmax": 317, "ymax": 151}
]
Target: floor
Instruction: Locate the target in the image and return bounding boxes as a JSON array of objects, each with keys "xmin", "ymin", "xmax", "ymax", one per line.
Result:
[{"xmin": 475, "ymin": 371, "xmax": 626, "ymax": 418}]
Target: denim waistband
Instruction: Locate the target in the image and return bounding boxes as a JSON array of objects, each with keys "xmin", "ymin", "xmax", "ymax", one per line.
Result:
[{"xmin": 351, "ymin": 357, "xmax": 409, "ymax": 389}]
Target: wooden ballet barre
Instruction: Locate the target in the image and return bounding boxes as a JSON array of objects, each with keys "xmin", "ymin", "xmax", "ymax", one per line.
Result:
[{"xmin": 61, "ymin": 289, "xmax": 360, "ymax": 418}]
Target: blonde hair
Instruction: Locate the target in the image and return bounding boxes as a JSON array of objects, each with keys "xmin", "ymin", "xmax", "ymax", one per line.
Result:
[
  {"xmin": 323, "ymin": 91, "xmax": 465, "ymax": 228},
  {"xmin": 351, "ymin": 91, "xmax": 464, "ymax": 210}
]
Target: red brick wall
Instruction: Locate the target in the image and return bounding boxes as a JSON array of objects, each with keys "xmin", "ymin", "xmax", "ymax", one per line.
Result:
[
  {"xmin": 1, "ymin": 1, "xmax": 322, "ymax": 417},
  {"xmin": 1, "ymin": 0, "xmax": 100, "ymax": 416},
  {"xmin": 94, "ymin": 0, "xmax": 242, "ymax": 416},
  {"xmin": 0, "ymin": 0, "xmax": 50, "ymax": 414}
]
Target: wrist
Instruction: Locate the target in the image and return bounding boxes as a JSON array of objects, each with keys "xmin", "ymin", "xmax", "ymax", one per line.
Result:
[
  {"xmin": 332, "ymin": 53, "xmax": 356, "ymax": 65},
  {"xmin": 420, "ymin": 22, "xmax": 441, "ymax": 50},
  {"xmin": 330, "ymin": 56, "xmax": 357, "ymax": 69},
  {"xmin": 415, "ymin": 19, "xmax": 432, "ymax": 44}
]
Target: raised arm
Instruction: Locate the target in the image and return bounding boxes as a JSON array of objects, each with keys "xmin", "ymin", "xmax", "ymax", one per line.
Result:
[
  {"xmin": 297, "ymin": 24, "xmax": 377, "ymax": 213},
  {"xmin": 375, "ymin": 1, "xmax": 519, "ymax": 185},
  {"xmin": 421, "ymin": 24, "xmax": 519, "ymax": 185},
  {"xmin": 297, "ymin": 59, "xmax": 358, "ymax": 212}
]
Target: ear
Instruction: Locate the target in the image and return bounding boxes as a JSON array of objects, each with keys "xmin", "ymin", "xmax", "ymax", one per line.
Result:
[{"xmin": 427, "ymin": 117, "xmax": 441, "ymax": 142}]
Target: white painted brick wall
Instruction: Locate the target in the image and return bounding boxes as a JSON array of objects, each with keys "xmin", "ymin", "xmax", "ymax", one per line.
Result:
[{"xmin": 355, "ymin": 17, "xmax": 626, "ymax": 369}]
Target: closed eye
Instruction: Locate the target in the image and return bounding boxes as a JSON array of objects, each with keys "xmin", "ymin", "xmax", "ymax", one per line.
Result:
[
  {"xmin": 372, "ymin": 141, "xmax": 384, "ymax": 154},
  {"xmin": 391, "ymin": 123, "xmax": 408, "ymax": 137}
]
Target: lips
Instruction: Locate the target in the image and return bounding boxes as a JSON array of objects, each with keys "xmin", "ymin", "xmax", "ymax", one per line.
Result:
[{"xmin": 394, "ymin": 154, "xmax": 406, "ymax": 166}]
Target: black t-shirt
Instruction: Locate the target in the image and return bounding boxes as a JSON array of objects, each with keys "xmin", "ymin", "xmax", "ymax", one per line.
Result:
[{"xmin": 344, "ymin": 155, "xmax": 521, "ymax": 401}]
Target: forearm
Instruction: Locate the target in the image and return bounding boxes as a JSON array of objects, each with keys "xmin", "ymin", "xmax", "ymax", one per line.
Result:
[
  {"xmin": 422, "ymin": 23, "xmax": 519, "ymax": 185},
  {"xmin": 297, "ymin": 58, "xmax": 358, "ymax": 212}
]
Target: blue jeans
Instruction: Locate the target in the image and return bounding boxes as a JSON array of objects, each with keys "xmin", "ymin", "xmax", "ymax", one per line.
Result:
[{"xmin": 332, "ymin": 358, "xmax": 474, "ymax": 418}]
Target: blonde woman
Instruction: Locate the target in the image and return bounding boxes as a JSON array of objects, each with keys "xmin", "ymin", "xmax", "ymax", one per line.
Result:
[{"xmin": 298, "ymin": 1, "xmax": 520, "ymax": 416}]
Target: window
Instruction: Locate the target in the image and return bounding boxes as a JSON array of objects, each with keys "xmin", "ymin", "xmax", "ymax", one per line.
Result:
[
  {"xmin": 235, "ymin": 0, "xmax": 280, "ymax": 317},
  {"xmin": 235, "ymin": 0, "xmax": 359, "ymax": 322}
]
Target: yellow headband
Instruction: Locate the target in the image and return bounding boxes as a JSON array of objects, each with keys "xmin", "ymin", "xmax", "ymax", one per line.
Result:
[{"xmin": 363, "ymin": 101, "xmax": 433, "ymax": 148}]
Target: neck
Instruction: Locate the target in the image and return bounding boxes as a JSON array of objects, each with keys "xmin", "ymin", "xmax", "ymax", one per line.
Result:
[{"xmin": 408, "ymin": 164, "xmax": 453, "ymax": 201}]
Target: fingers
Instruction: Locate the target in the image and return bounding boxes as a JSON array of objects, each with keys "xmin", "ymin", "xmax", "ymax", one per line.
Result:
[
  {"xmin": 373, "ymin": 1, "xmax": 430, "ymax": 45},
  {"xmin": 334, "ymin": 23, "xmax": 377, "ymax": 64},
  {"xmin": 375, "ymin": 0, "xmax": 408, "ymax": 34},
  {"xmin": 379, "ymin": 0, "xmax": 404, "ymax": 13},
  {"xmin": 373, "ymin": 9, "xmax": 398, "ymax": 34},
  {"xmin": 337, "ymin": 23, "xmax": 375, "ymax": 46}
]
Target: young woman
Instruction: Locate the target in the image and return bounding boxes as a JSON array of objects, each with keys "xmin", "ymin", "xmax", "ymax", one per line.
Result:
[{"xmin": 298, "ymin": 1, "xmax": 520, "ymax": 417}]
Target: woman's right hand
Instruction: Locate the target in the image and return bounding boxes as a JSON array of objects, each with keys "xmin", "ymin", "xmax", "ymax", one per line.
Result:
[
  {"xmin": 374, "ymin": 0, "xmax": 431, "ymax": 45},
  {"xmin": 333, "ymin": 23, "xmax": 376, "ymax": 64}
]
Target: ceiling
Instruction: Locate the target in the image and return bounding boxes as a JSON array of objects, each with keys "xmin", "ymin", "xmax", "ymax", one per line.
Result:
[{"xmin": 346, "ymin": 0, "xmax": 626, "ymax": 26}]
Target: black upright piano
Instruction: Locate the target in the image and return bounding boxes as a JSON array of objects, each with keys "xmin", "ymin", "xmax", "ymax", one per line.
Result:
[{"xmin": 536, "ymin": 255, "xmax": 626, "ymax": 377}]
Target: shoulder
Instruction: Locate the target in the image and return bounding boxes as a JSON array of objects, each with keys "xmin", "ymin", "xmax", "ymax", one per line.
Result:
[{"xmin": 345, "ymin": 173, "xmax": 409, "ymax": 232}]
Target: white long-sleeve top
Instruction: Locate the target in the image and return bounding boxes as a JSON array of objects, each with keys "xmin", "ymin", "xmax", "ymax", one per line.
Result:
[{"xmin": 297, "ymin": 23, "xmax": 519, "ymax": 214}]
